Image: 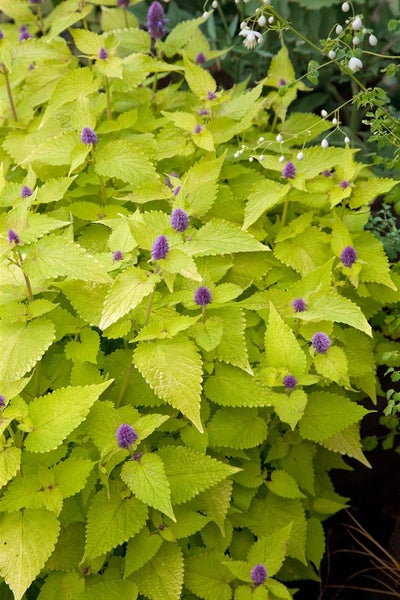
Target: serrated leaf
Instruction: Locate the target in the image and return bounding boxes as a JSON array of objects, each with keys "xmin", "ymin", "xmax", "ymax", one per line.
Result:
[
  {"xmin": 58, "ymin": 281, "xmax": 108, "ymax": 327},
  {"xmin": 266, "ymin": 579, "xmax": 292, "ymax": 599},
  {"xmin": 192, "ymin": 480, "xmax": 232, "ymax": 534},
  {"xmin": 71, "ymin": 28, "xmax": 102, "ymax": 55},
  {"xmin": 125, "ymin": 528, "xmax": 162, "ymax": 577},
  {"xmin": 35, "ymin": 177, "xmax": 76, "ymax": 205},
  {"xmin": 0, "ymin": 318, "xmax": 55, "ymax": 383},
  {"xmin": 121, "ymin": 454, "xmax": 175, "ymax": 521},
  {"xmin": 314, "ymin": 346, "xmax": 350, "ymax": 387},
  {"xmin": 77, "ymin": 580, "xmax": 138, "ymax": 600},
  {"xmin": 299, "ymin": 392, "xmax": 368, "ymax": 442},
  {"xmin": 247, "ymin": 524, "xmax": 293, "ymax": 578},
  {"xmin": 0, "ymin": 509, "xmax": 60, "ymax": 600},
  {"xmin": 274, "ymin": 227, "xmax": 330, "ymax": 275},
  {"xmin": 37, "ymin": 571, "xmax": 84, "ymax": 599},
  {"xmin": 25, "ymin": 381, "xmax": 112, "ymax": 452},
  {"xmin": 208, "ymin": 408, "xmax": 267, "ymax": 449},
  {"xmin": 321, "ymin": 423, "xmax": 371, "ymax": 467},
  {"xmin": 53, "ymin": 457, "xmax": 93, "ymax": 498},
  {"xmin": 162, "ymin": 17, "xmax": 205, "ymax": 56},
  {"xmin": 65, "ymin": 328, "xmax": 100, "ymax": 364},
  {"xmin": 186, "ymin": 219, "xmax": 268, "ymax": 257},
  {"xmin": 134, "ymin": 314, "xmax": 199, "ymax": 342},
  {"xmin": 0, "ymin": 447, "xmax": 21, "ymax": 489},
  {"xmin": 100, "ymin": 269, "xmax": 159, "ymax": 330},
  {"xmin": 84, "ymin": 484, "xmax": 148, "ymax": 559},
  {"xmin": 134, "ymin": 338, "xmax": 203, "ymax": 431},
  {"xmin": 265, "ymin": 304, "xmax": 307, "ymax": 374},
  {"xmin": 306, "ymin": 518, "xmax": 325, "ymax": 568},
  {"xmin": 357, "ymin": 231, "xmax": 397, "ymax": 290},
  {"xmin": 164, "ymin": 249, "xmax": 202, "ymax": 281},
  {"xmin": 158, "ymin": 446, "xmax": 240, "ymax": 504},
  {"xmin": 267, "ymin": 470, "xmax": 305, "ymax": 499},
  {"xmin": 24, "ymin": 235, "xmax": 111, "ymax": 284},
  {"xmin": 297, "ymin": 294, "xmax": 372, "ymax": 336},
  {"xmin": 280, "ymin": 443, "xmax": 315, "ymax": 495},
  {"xmin": 95, "ymin": 140, "xmax": 158, "ymax": 186},
  {"xmin": 45, "ymin": 523, "xmax": 85, "ymax": 572},
  {"xmin": 185, "ymin": 549, "xmax": 234, "ymax": 600},
  {"xmin": 181, "ymin": 154, "xmax": 225, "ymax": 218},
  {"xmin": 350, "ymin": 177, "xmax": 397, "ymax": 209},
  {"xmin": 214, "ymin": 307, "xmax": 252, "ymax": 373},
  {"xmin": 243, "ymin": 180, "xmax": 288, "ymax": 230},
  {"xmin": 134, "ymin": 542, "xmax": 183, "ymax": 600},
  {"xmin": 184, "ymin": 57, "xmax": 217, "ymax": 97},
  {"xmin": 191, "ymin": 316, "xmax": 224, "ymax": 351},
  {"xmin": 270, "ymin": 389, "xmax": 308, "ymax": 430},
  {"xmin": 204, "ymin": 362, "xmax": 271, "ymax": 407}
]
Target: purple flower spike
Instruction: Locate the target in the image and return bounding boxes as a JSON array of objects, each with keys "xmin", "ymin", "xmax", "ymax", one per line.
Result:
[
  {"xmin": 199, "ymin": 109, "xmax": 210, "ymax": 116},
  {"xmin": 193, "ymin": 124, "xmax": 202, "ymax": 134},
  {"xmin": 117, "ymin": 0, "xmax": 129, "ymax": 6},
  {"xmin": 147, "ymin": 1, "xmax": 167, "ymax": 40},
  {"xmin": 116, "ymin": 424, "xmax": 138, "ymax": 449},
  {"xmin": 171, "ymin": 208, "xmax": 189, "ymax": 232},
  {"xmin": 282, "ymin": 161, "xmax": 296, "ymax": 179},
  {"xmin": 19, "ymin": 26, "xmax": 32, "ymax": 42},
  {"xmin": 98, "ymin": 47, "xmax": 108, "ymax": 60},
  {"xmin": 21, "ymin": 185, "xmax": 33, "ymax": 198},
  {"xmin": 196, "ymin": 52, "xmax": 206, "ymax": 65},
  {"xmin": 278, "ymin": 78, "xmax": 286, "ymax": 86},
  {"xmin": 194, "ymin": 286, "xmax": 212, "ymax": 306},
  {"xmin": 151, "ymin": 235, "xmax": 169, "ymax": 260},
  {"xmin": 113, "ymin": 250, "xmax": 123, "ymax": 262},
  {"xmin": 322, "ymin": 169, "xmax": 332, "ymax": 177},
  {"xmin": 283, "ymin": 374, "xmax": 297, "ymax": 390},
  {"xmin": 81, "ymin": 127, "xmax": 98, "ymax": 146},
  {"xmin": 207, "ymin": 91, "xmax": 217, "ymax": 100},
  {"xmin": 133, "ymin": 451, "xmax": 142, "ymax": 461},
  {"xmin": 250, "ymin": 564, "xmax": 267, "ymax": 586},
  {"xmin": 339, "ymin": 179, "xmax": 350, "ymax": 189},
  {"xmin": 0, "ymin": 395, "xmax": 5, "ymax": 408},
  {"xmin": 340, "ymin": 245, "xmax": 357, "ymax": 267},
  {"xmin": 7, "ymin": 229, "xmax": 20, "ymax": 245},
  {"xmin": 292, "ymin": 298, "xmax": 306, "ymax": 312},
  {"xmin": 312, "ymin": 332, "xmax": 331, "ymax": 354}
]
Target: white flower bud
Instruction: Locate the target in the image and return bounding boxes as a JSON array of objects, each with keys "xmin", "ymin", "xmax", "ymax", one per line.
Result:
[
  {"xmin": 348, "ymin": 56, "xmax": 363, "ymax": 72},
  {"xmin": 258, "ymin": 15, "xmax": 267, "ymax": 27},
  {"xmin": 352, "ymin": 16, "xmax": 362, "ymax": 30},
  {"xmin": 259, "ymin": 155, "xmax": 264, "ymax": 161},
  {"xmin": 369, "ymin": 34, "xmax": 378, "ymax": 46},
  {"xmin": 268, "ymin": 16, "xmax": 274, "ymax": 24},
  {"xmin": 212, "ymin": 0, "xmax": 218, "ymax": 8},
  {"xmin": 344, "ymin": 136, "xmax": 350, "ymax": 144},
  {"xmin": 297, "ymin": 151, "xmax": 304, "ymax": 160},
  {"xmin": 249, "ymin": 156, "xmax": 254, "ymax": 162},
  {"xmin": 328, "ymin": 50, "xmax": 336, "ymax": 59},
  {"xmin": 332, "ymin": 117, "xmax": 338, "ymax": 125},
  {"xmin": 263, "ymin": 0, "xmax": 271, "ymax": 3},
  {"xmin": 335, "ymin": 24, "xmax": 343, "ymax": 35},
  {"xmin": 342, "ymin": 2, "xmax": 350, "ymax": 12},
  {"xmin": 321, "ymin": 138, "xmax": 329, "ymax": 148},
  {"xmin": 321, "ymin": 109, "xmax": 328, "ymax": 117},
  {"xmin": 258, "ymin": 136, "xmax": 265, "ymax": 143},
  {"xmin": 202, "ymin": 11, "xmax": 210, "ymax": 19},
  {"xmin": 276, "ymin": 133, "xmax": 283, "ymax": 142},
  {"xmin": 240, "ymin": 21, "xmax": 247, "ymax": 29},
  {"xmin": 279, "ymin": 155, "xmax": 285, "ymax": 163},
  {"xmin": 234, "ymin": 151, "xmax": 240, "ymax": 158},
  {"xmin": 352, "ymin": 36, "xmax": 360, "ymax": 45}
]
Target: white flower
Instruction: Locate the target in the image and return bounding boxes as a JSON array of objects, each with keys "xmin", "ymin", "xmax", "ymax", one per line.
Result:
[
  {"xmin": 328, "ymin": 50, "xmax": 336, "ymax": 59},
  {"xmin": 259, "ymin": 155, "xmax": 265, "ymax": 161},
  {"xmin": 263, "ymin": 0, "xmax": 271, "ymax": 3},
  {"xmin": 352, "ymin": 16, "xmax": 362, "ymax": 30},
  {"xmin": 279, "ymin": 155, "xmax": 285, "ymax": 163},
  {"xmin": 348, "ymin": 56, "xmax": 363, "ymax": 72},
  {"xmin": 212, "ymin": 0, "xmax": 218, "ymax": 8},
  {"xmin": 335, "ymin": 24, "xmax": 343, "ymax": 35},
  {"xmin": 297, "ymin": 151, "xmax": 304, "ymax": 160},
  {"xmin": 352, "ymin": 36, "xmax": 360, "ymax": 45},
  {"xmin": 321, "ymin": 109, "xmax": 328, "ymax": 117},
  {"xmin": 268, "ymin": 16, "xmax": 274, "ymax": 24},
  {"xmin": 234, "ymin": 151, "xmax": 240, "ymax": 158},
  {"xmin": 341, "ymin": 2, "xmax": 350, "ymax": 12},
  {"xmin": 239, "ymin": 28, "xmax": 262, "ymax": 50},
  {"xmin": 276, "ymin": 133, "xmax": 283, "ymax": 142},
  {"xmin": 344, "ymin": 136, "xmax": 350, "ymax": 144},
  {"xmin": 258, "ymin": 136, "xmax": 265, "ymax": 143},
  {"xmin": 258, "ymin": 15, "xmax": 267, "ymax": 27},
  {"xmin": 202, "ymin": 11, "xmax": 210, "ymax": 19},
  {"xmin": 369, "ymin": 34, "xmax": 378, "ymax": 46},
  {"xmin": 240, "ymin": 21, "xmax": 247, "ymax": 29},
  {"xmin": 321, "ymin": 138, "xmax": 329, "ymax": 148},
  {"xmin": 332, "ymin": 117, "xmax": 338, "ymax": 125}
]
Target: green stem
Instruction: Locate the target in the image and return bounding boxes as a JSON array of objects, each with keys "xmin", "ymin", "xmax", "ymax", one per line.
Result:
[
  {"xmin": 144, "ymin": 264, "xmax": 159, "ymax": 326},
  {"xmin": 123, "ymin": 8, "xmax": 129, "ymax": 29},
  {"xmin": 202, "ymin": 305, "xmax": 207, "ymax": 324},
  {"xmin": 35, "ymin": 3, "xmax": 45, "ymax": 33},
  {"xmin": 216, "ymin": 3, "xmax": 230, "ymax": 37},
  {"xmin": 116, "ymin": 363, "xmax": 134, "ymax": 408},
  {"xmin": 16, "ymin": 248, "xmax": 33, "ymax": 302},
  {"xmin": 280, "ymin": 196, "xmax": 289, "ymax": 229},
  {"xmin": 2, "ymin": 68, "xmax": 18, "ymax": 121},
  {"xmin": 105, "ymin": 77, "xmax": 112, "ymax": 120},
  {"xmin": 90, "ymin": 147, "xmax": 107, "ymax": 205}
]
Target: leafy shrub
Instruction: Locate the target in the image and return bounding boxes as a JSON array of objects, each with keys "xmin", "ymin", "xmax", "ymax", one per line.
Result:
[{"xmin": 0, "ymin": 1, "xmax": 399, "ymax": 599}]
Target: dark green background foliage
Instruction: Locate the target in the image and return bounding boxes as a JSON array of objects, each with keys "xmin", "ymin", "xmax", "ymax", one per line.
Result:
[{"xmin": 0, "ymin": 1, "xmax": 399, "ymax": 599}]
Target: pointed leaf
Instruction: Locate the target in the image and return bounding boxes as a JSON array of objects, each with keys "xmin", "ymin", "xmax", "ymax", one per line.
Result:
[
  {"xmin": 270, "ymin": 389, "xmax": 308, "ymax": 430},
  {"xmin": 25, "ymin": 381, "xmax": 112, "ymax": 452},
  {"xmin": 297, "ymin": 294, "xmax": 372, "ymax": 336},
  {"xmin": 125, "ymin": 528, "xmax": 162, "ymax": 577},
  {"xmin": 185, "ymin": 549, "xmax": 234, "ymax": 600},
  {"xmin": 134, "ymin": 338, "xmax": 203, "ymax": 431},
  {"xmin": 0, "ymin": 509, "xmax": 60, "ymax": 600},
  {"xmin": 186, "ymin": 219, "xmax": 268, "ymax": 256},
  {"xmin": 265, "ymin": 304, "xmax": 307, "ymax": 374},
  {"xmin": 181, "ymin": 154, "xmax": 225, "ymax": 218},
  {"xmin": 134, "ymin": 542, "xmax": 183, "ymax": 600},
  {"xmin": 204, "ymin": 362, "xmax": 270, "ymax": 407},
  {"xmin": 95, "ymin": 140, "xmax": 158, "ymax": 186},
  {"xmin": 184, "ymin": 57, "xmax": 217, "ymax": 97},
  {"xmin": 121, "ymin": 454, "xmax": 175, "ymax": 521},
  {"xmin": 247, "ymin": 524, "xmax": 293, "ymax": 577},
  {"xmin": 267, "ymin": 470, "xmax": 305, "ymax": 499},
  {"xmin": 208, "ymin": 408, "xmax": 268, "ymax": 449},
  {"xmin": 77, "ymin": 580, "xmax": 138, "ymax": 600},
  {"xmin": 321, "ymin": 423, "xmax": 371, "ymax": 467},
  {"xmin": 0, "ymin": 447, "xmax": 21, "ymax": 489},
  {"xmin": 84, "ymin": 485, "xmax": 148, "ymax": 559}
]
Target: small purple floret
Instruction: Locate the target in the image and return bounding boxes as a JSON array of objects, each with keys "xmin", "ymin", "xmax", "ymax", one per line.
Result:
[
  {"xmin": 171, "ymin": 208, "xmax": 189, "ymax": 232},
  {"xmin": 199, "ymin": 109, "xmax": 210, "ymax": 116},
  {"xmin": 19, "ymin": 26, "xmax": 32, "ymax": 41},
  {"xmin": 278, "ymin": 78, "xmax": 286, "ymax": 86},
  {"xmin": 7, "ymin": 229, "xmax": 20, "ymax": 245},
  {"xmin": 283, "ymin": 374, "xmax": 297, "ymax": 390},
  {"xmin": 151, "ymin": 235, "xmax": 169, "ymax": 260},
  {"xmin": 312, "ymin": 332, "xmax": 331, "ymax": 354},
  {"xmin": 322, "ymin": 169, "xmax": 332, "ymax": 177},
  {"xmin": 193, "ymin": 124, "xmax": 202, "ymax": 134},
  {"xmin": 21, "ymin": 185, "xmax": 33, "ymax": 198},
  {"xmin": 292, "ymin": 298, "xmax": 306, "ymax": 312},
  {"xmin": 340, "ymin": 245, "xmax": 357, "ymax": 267},
  {"xmin": 113, "ymin": 250, "xmax": 123, "ymax": 262},
  {"xmin": 81, "ymin": 127, "xmax": 98, "ymax": 146},
  {"xmin": 98, "ymin": 47, "xmax": 108, "ymax": 60},
  {"xmin": 251, "ymin": 564, "xmax": 267, "ymax": 586},
  {"xmin": 0, "ymin": 29, "xmax": 4, "ymax": 40},
  {"xmin": 0, "ymin": 395, "xmax": 5, "ymax": 408},
  {"xmin": 196, "ymin": 52, "xmax": 206, "ymax": 65},
  {"xmin": 339, "ymin": 179, "xmax": 351, "ymax": 189},
  {"xmin": 147, "ymin": 1, "xmax": 167, "ymax": 39},
  {"xmin": 207, "ymin": 91, "xmax": 217, "ymax": 100},
  {"xmin": 117, "ymin": 0, "xmax": 129, "ymax": 6},
  {"xmin": 116, "ymin": 424, "xmax": 138, "ymax": 449},
  {"xmin": 194, "ymin": 286, "xmax": 212, "ymax": 306},
  {"xmin": 133, "ymin": 451, "xmax": 142, "ymax": 461},
  {"xmin": 173, "ymin": 186, "xmax": 181, "ymax": 196},
  {"xmin": 282, "ymin": 161, "xmax": 296, "ymax": 179}
]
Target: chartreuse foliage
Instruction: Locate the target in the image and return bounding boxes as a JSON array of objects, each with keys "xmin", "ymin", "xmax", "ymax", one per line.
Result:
[{"xmin": 0, "ymin": 1, "xmax": 398, "ymax": 599}]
